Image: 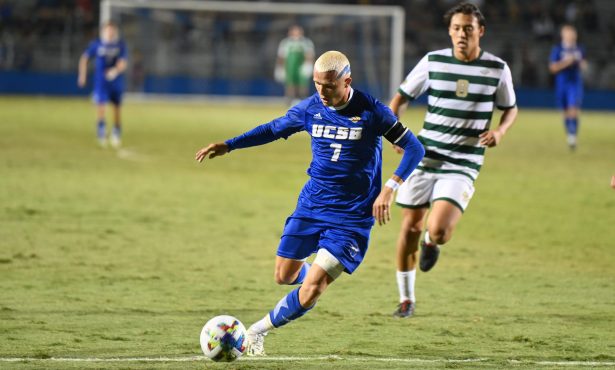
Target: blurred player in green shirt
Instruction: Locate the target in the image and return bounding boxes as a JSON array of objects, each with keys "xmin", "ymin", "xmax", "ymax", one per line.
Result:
[{"xmin": 275, "ymin": 25, "xmax": 315, "ymax": 105}]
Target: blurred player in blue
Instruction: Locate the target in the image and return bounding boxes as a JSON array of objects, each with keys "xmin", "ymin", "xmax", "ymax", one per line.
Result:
[
  {"xmin": 195, "ymin": 51, "xmax": 425, "ymax": 356},
  {"xmin": 78, "ymin": 21, "xmax": 128, "ymax": 148},
  {"xmin": 549, "ymin": 24, "xmax": 586, "ymax": 151}
]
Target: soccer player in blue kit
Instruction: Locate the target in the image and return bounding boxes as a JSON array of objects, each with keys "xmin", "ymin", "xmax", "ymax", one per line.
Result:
[
  {"xmin": 195, "ymin": 51, "xmax": 425, "ymax": 356},
  {"xmin": 78, "ymin": 22, "xmax": 128, "ymax": 148},
  {"xmin": 549, "ymin": 24, "xmax": 586, "ymax": 151}
]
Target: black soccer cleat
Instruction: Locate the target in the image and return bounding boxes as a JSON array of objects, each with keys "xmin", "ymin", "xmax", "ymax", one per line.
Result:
[
  {"xmin": 393, "ymin": 300, "xmax": 415, "ymax": 318},
  {"xmin": 419, "ymin": 240, "xmax": 440, "ymax": 272}
]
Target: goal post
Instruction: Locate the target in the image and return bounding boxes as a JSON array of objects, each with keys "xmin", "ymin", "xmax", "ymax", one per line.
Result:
[{"xmin": 101, "ymin": 0, "xmax": 405, "ymax": 100}]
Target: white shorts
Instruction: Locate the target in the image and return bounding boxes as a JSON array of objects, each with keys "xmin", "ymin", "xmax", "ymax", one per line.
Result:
[{"xmin": 395, "ymin": 171, "xmax": 475, "ymax": 212}]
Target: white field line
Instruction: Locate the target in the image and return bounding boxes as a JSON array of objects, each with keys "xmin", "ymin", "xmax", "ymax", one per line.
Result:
[
  {"xmin": 0, "ymin": 356, "xmax": 614, "ymax": 366},
  {"xmin": 115, "ymin": 148, "xmax": 151, "ymax": 162}
]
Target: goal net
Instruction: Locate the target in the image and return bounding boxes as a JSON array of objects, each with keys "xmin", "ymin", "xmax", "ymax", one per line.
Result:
[{"xmin": 101, "ymin": 0, "xmax": 404, "ymax": 101}]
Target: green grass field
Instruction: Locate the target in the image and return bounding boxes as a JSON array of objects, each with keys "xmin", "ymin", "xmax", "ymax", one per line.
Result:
[{"xmin": 1, "ymin": 96, "xmax": 614, "ymax": 369}]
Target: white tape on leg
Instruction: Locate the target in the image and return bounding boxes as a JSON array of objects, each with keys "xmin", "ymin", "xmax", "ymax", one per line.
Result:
[{"xmin": 313, "ymin": 248, "xmax": 345, "ymax": 280}]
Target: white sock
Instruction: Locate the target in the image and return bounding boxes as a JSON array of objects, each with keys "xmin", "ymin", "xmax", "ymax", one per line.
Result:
[
  {"xmin": 396, "ymin": 270, "xmax": 416, "ymax": 303},
  {"xmin": 424, "ymin": 231, "xmax": 433, "ymax": 245},
  {"xmin": 248, "ymin": 314, "xmax": 274, "ymax": 335}
]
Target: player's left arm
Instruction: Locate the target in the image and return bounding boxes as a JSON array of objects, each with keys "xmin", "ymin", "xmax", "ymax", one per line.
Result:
[
  {"xmin": 480, "ymin": 63, "xmax": 518, "ymax": 148},
  {"xmin": 105, "ymin": 59, "xmax": 127, "ymax": 81},
  {"xmin": 579, "ymin": 47, "xmax": 588, "ymax": 72},
  {"xmin": 106, "ymin": 42, "xmax": 128, "ymax": 81},
  {"xmin": 274, "ymin": 39, "xmax": 287, "ymax": 82},
  {"xmin": 373, "ymin": 121, "xmax": 425, "ymax": 225},
  {"xmin": 300, "ymin": 38, "xmax": 315, "ymax": 78},
  {"xmin": 479, "ymin": 106, "xmax": 518, "ymax": 147}
]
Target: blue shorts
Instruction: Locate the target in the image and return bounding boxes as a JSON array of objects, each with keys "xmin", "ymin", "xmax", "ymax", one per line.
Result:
[
  {"xmin": 556, "ymin": 85, "xmax": 583, "ymax": 109},
  {"xmin": 276, "ymin": 217, "xmax": 371, "ymax": 274},
  {"xmin": 93, "ymin": 84, "xmax": 123, "ymax": 105}
]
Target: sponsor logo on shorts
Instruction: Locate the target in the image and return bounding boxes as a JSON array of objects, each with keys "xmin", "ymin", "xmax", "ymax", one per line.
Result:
[{"xmin": 347, "ymin": 243, "xmax": 360, "ymax": 257}]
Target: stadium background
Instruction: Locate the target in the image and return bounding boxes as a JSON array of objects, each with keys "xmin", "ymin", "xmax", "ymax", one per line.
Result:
[{"xmin": 0, "ymin": 0, "xmax": 614, "ymax": 109}]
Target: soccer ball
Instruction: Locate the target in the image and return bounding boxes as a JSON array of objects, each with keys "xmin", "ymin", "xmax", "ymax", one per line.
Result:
[{"xmin": 200, "ymin": 315, "xmax": 247, "ymax": 362}]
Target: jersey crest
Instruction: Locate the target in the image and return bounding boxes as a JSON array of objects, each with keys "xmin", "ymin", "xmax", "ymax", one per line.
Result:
[
  {"xmin": 348, "ymin": 116, "xmax": 361, "ymax": 123},
  {"xmin": 455, "ymin": 79, "xmax": 469, "ymax": 98}
]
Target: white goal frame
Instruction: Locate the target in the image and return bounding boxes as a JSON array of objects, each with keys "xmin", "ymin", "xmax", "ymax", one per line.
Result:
[{"xmin": 100, "ymin": 0, "xmax": 405, "ymax": 99}]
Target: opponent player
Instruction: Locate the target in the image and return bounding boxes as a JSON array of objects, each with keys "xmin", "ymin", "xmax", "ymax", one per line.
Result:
[
  {"xmin": 388, "ymin": 2, "xmax": 518, "ymax": 317},
  {"xmin": 196, "ymin": 51, "xmax": 425, "ymax": 355},
  {"xmin": 275, "ymin": 25, "xmax": 315, "ymax": 105},
  {"xmin": 78, "ymin": 21, "xmax": 128, "ymax": 148},
  {"xmin": 549, "ymin": 24, "xmax": 586, "ymax": 151}
]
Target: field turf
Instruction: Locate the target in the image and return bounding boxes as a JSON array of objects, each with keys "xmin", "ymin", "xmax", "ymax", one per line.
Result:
[{"xmin": 0, "ymin": 97, "xmax": 614, "ymax": 369}]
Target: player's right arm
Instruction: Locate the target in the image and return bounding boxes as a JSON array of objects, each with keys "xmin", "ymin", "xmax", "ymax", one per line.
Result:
[
  {"xmin": 196, "ymin": 103, "xmax": 307, "ymax": 164},
  {"xmin": 195, "ymin": 123, "xmax": 280, "ymax": 163},
  {"xmin": 388, "ymin": 93, "xmax": 410, "ymax": 154},
  {"xmin": 389, "ymin": 92, "xmax": 409, "ymax": 117},
  {"xmin": 388, "ymin": 54, "xmax": 429, "ymax": 154},
  {"xmin": 78, "ymin": 54, "xmax": 89, "ymax": 87},
  {"xmin": 78, "ymin": 41, "xmax": 97, "ymax": 87},
  {"xmin": 195, "ymin": 142, "xmax": 229, "ymax": 162}
]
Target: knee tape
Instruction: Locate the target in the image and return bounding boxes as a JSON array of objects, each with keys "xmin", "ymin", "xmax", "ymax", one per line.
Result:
[{"xmin": 313, "ymin": 248, "xmax": 345, "ymax": 280}]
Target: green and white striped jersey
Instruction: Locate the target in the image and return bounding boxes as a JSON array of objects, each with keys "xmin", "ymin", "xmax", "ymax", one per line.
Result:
[{"xmin": 399, "ymin": 48, "xmax": 516, "ymax": 181}]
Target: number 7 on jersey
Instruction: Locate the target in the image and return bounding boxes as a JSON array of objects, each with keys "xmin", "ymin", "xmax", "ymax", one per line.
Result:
[{"xmin": 330, "ymin": 143, "xmax": 342, "ymax": 162}]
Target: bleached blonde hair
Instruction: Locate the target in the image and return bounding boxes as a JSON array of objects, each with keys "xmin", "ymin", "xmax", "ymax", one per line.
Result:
[{"xmin": 314, "ymin": 51, "xmax": 351, "ymax": 79}]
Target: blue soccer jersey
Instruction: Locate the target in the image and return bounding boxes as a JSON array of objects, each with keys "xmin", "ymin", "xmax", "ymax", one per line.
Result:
[
  {"xmin": 550, "ymin": 44, "xmax": 584, "ymax": 108},
  {"xmin": 84, "ymin": 38, "xmax": 127, "ymax": 103},
  {"xmin": 227, "ymin": 89, "xmax": 406, "ymax": 228}
]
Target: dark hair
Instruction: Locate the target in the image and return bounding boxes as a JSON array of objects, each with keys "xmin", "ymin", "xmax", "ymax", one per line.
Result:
[
  {"xmin": 444, "ymin": 2, "xmax": 486, "ymax": 28},
  {"xmin": 102, "ymin": 20, "xmax": 118, "ymax": 29}
]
